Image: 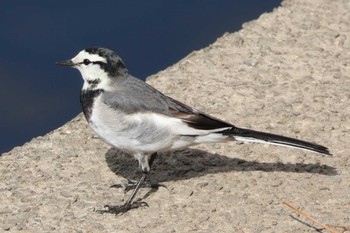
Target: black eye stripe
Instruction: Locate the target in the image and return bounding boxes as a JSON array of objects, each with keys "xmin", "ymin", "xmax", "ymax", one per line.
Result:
[
  {"xmin": 92, "ymin": 61, "xmax": 106, "ymax": 65},
  {"xmin": 79, "ymin": 60, "xmax": 106, "ymax": 66}
]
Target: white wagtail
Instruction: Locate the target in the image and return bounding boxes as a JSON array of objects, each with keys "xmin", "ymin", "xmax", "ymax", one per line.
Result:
[{"xmin": 57, "ymin": 47, "xmax": 331, "ymax": 214}]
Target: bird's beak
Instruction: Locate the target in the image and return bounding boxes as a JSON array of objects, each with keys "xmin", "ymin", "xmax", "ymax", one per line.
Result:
[{"xmin": 56, "ymin": 60, "xmax": 75, "ymax": 67}]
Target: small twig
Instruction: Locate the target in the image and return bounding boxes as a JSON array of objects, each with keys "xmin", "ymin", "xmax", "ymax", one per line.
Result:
[
  {"xmin": 328, "ymin": 225, "xmax": 350, "ymax": 232},
  {"xmin": 282, "ymin": 200, "xmax": 339, "ymax": 233}
]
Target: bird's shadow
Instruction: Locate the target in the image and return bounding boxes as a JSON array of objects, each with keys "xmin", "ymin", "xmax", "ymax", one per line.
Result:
[{"xmin": 105, "ymin": 148, "xmax": 337, "ymax": 182}]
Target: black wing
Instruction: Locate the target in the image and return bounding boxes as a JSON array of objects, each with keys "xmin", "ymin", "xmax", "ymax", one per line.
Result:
[{"xmin": 103, "ymin": 75, "xmax": 235, "ymax": 130}]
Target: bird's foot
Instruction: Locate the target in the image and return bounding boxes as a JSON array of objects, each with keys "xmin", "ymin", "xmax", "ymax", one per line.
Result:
[
  {"xmin": 110, "ymin": 179, "xmax": 166, "ymax": 193},
  {"xmin": 96, "ymin": 200, "xmax": 149, "ymax": 215}
]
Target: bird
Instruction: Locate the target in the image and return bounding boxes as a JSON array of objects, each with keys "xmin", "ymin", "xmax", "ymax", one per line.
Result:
[{"xmin": 57, "ymin": 47, "xmax": 331, "ymax": 214}]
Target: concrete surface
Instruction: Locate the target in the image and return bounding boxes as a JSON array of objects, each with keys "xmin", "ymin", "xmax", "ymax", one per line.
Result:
[{"xmin": 1, "ymin": 0, "xmax": 350, "ymax": 232}]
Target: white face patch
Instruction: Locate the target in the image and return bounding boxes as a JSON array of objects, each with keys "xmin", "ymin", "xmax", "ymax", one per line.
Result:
[
  {"xmin": 70, "ymin": 50, "xmax": 111, "ymax": 90},
  {"xmin": 71, "ymin": 50, "xmax": 107, "ymax": 64}
]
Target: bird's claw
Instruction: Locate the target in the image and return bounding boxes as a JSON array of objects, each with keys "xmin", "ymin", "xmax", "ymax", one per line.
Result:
[{"xmin": 96, "ymin": 200, "xmax": 149, "ymax": 215}]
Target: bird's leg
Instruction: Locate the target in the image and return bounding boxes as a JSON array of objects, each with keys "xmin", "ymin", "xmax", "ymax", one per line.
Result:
[
  {"xmin": 110, "ymin": 153, "xmax": 165, "ymax": 192},
  {"xmin": 113, "ymin": 179, "xmax": 163, "ymax": 192},
  {"xmin": 98, "ymin": 153, "xmax": 158, "ymax": 215}
]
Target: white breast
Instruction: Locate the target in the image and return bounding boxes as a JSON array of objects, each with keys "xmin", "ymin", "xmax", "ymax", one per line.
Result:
[{"xmin": 89, "ymin": 95, "xmax": 176, "ymax": 153}]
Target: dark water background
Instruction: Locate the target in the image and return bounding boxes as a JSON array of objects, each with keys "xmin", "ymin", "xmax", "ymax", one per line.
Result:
[{"xmin": 0, "ymin": 1, "xmax": 281, "ymax": 154}]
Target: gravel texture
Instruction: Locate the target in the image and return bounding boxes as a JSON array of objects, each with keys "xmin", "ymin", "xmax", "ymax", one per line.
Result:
[{"xmin": 1, "ymin": 0, "xmax": 350, "ymax": 232}]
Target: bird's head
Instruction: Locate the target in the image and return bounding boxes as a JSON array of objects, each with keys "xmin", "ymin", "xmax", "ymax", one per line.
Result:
[{"xmin": 57, "ymin": 47, "xmax": 128, "ymax": 90}]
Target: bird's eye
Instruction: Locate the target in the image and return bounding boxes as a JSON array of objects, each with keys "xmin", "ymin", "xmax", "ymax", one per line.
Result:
[{"xmin": 83, "ymin": 59, "xmax": 91, "ymax": 65}]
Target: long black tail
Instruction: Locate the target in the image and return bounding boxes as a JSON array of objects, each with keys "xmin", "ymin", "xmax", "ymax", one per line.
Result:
[{"xmin": 223, "ymin": 127, "xmax": 331, "ymax": 155}]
